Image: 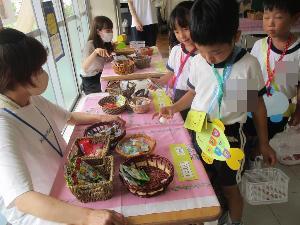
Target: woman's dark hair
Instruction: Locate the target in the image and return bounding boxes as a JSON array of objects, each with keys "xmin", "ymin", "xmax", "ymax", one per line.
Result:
[
  {"xmin": 0, "ymin": 28, "xmax": 47, "ymax": 93},
  {"xmin": 88, "ymin": 16, "xmax": 114, "ymax": 53},
  {"xmin": 190, "ymin": 0, "xmax": 239, "ymax": 45},
  {"xmin": 169, "ymin": 1, "xmax": 194, "ymax": 48},
  {"xmin": 263, "ymin": 0, "xmax": 300, "ymax": 16}
]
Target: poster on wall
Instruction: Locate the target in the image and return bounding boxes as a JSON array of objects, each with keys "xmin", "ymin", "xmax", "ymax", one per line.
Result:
[{"xmin": 42, "ymin": 1, "xmax": 64, "ymax": 62}]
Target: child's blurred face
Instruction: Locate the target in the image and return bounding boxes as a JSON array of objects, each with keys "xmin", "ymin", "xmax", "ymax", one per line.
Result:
[
  {"xmin": 26, "ymin": 68, "xmax": 49, "ymax": 96},
  {"xmin": 174, "ymin": 22, "xmax": 193, "ymax": 47},
  {"xmin": 263, "ymin": 9, "xmax": 294, "ymax": 38},
  {"xmin": 97, "ymin": 28, "xmax": 113, "ymax": 43},
  {"xmin": 195, "ymin": 43, "xmax": 234, "ymax": 65}
]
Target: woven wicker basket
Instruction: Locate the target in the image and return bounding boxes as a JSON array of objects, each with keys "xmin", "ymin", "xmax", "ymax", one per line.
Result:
[
  {"xmin": 65, "ymin": 156, "xmax": 114, "ymax": 203},
  {"xmin": 139, "ymin": 47, "xmax": 154, "ymax": 56},
  {"xmin": 132, "ymin": 55, "xmax": 151, "ymax": 69},
  {"xmin": 129, "ymin": 97, "xmax": 151, "ymax": 114},
  {"xmin": 114, "ymin": 47, "xmax": 135, "ymax": 56},
  {"xmin": 84, "ymin": 120, "xmax": 126, "ymax": 148},
  {"xmin": 67, "ymin": 136, "xmax": 110, "ymax": 161},
  {"xmin": 133, "ymin": 89, "xmax": 149, "ymax": 98},
  {"xmin": 98, "ymin": 95, "xmax": 127, "ymax": 115},
  {"xmin": 116, "ymin": 133, "xmax": 156, "ymax": 158},
  {"xmin": 119, "ymin": 154, "xmax": 174, "ymax": 198},
  {"xmin": 112, "ymin": 59, "xmax": 135, "ymax": 75},
  {"xmin": 105, "ymin": 81, "xmax": 136, "ymax": 99}
]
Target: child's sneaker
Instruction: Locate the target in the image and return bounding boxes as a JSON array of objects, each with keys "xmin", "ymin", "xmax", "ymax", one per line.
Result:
[{"xmin": 218, "ymin": 210, "xmax": 228, "ymax": 225}]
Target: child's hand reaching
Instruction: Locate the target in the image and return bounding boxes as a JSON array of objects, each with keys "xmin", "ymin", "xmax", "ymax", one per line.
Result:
[
  {"xmin": 154, "ymin": 74, "xmax": 174, "ymax": 86},
  {"xmin": 147, "ymin": 74, "xmax": 173, "ymax": 90},
  {"xmin": 258, "ymin": 143, "xmax": 277, "ymax": 166},
  {"xmin": 152, "ymin": 106, "xmax": 175, "ymax": 120}
]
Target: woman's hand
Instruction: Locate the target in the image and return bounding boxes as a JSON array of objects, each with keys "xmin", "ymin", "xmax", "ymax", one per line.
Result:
[
  {"xmin": 86, "ymin": 209, "xmax": 126, "ymax": 225},
  {"xmin": 94, "ymin": 48, "xmax": 111, "ymax": 57},
  {"xmin": 100, "ymin": 115, "xmax": 126, "ymax": 126}
]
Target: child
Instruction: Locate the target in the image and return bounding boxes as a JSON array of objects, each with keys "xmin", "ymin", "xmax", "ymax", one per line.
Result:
[
  {"xmin": 151, "ymin": 1, "xmax": 196, "ymax": 120},
  {"xmin": 244, "ymin": 0, "xmax": 300, "ymax": 145},
  {"xmin": 155, "ymin": 0, "xmax": 276, "ymax": 224},
  {"xmin": 0, "ymin": 28, "xmax": 126, "ymax": 225},
  {"xmin": 81, "ymin": 16, "xmax": 114, "ymax": 95}
]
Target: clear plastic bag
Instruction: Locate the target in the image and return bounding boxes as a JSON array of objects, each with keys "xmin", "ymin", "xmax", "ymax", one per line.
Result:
[{"xmin": 270, "ymin": 126, "xmax": 300, "ymax": 165}]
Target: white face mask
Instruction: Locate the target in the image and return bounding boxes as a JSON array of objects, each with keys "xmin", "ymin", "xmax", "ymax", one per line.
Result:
[
  {"xmin": 101, "ymin": 32, "xmax": 113, "ymax": 43},
  {"xmin": 27, "ymin": 69, "xmax": 49, "ymax": 96}
]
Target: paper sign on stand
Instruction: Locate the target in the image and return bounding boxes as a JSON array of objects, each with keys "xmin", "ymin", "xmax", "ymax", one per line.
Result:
[{"xmin": 170, "ymin": 144, "xmax": 199, "ymax": 181}]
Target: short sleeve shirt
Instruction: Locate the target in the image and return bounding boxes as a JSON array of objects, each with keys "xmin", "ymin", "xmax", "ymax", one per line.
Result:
[
  {"xmin": 81, "ymin": 40, "xmax": 106, "ymax": 77},
  {"xmin": 188, "ymin": 49, "xmax": 265, "ymax": 125},
  {"xmin": 166, "ymin": 44, "xmax": 197, "ymax": 91},
  {"xmin": 0, "ymin": 96, "xmax": 70, "ymax": 225},
  {"xmin": 251, "ymin": 37, "xmax": 300, "ymax": 99}
]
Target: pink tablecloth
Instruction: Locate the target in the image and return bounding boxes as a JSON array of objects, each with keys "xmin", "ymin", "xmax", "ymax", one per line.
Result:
[
  {"xmin": 100, "ymin": 47, "xmax": 167, "ymax": 91},
  {"xmin": 239, "ymin": 18, "xmax": 300, "ymax": 34},
  {"xmin": 50, "ymin": 93, "xmax": 219, "ymax": 218}
]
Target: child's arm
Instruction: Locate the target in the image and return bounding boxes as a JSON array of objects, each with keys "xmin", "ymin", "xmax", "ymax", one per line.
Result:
[
  {"xmin": 154, "ymin": 89, "xmax": 195, "ymax": 119},
  {"xmin": 67, "ymin": 112, "xmax": 125, "ymax": 126},
  {"xmin": 252, "ymin": 96, "xmax": 277, "ymax": 166},
  {"xmin": 289, "ymin": 84, "xmax": 300, "ymax": 126},
  {"xmin": 15, "ymin": 191, "xmax": 125, "ymax": 225},
  {"xmin": 128, "ymin": 0, "xmax": 143, "ymax": 31},
  {"xmin": 150, "ymin": 72, "xmax": 174, "ymax": 89}
]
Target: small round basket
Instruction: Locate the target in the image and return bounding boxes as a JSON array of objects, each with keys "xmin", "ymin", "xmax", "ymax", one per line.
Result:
[
  {"xmin": 84, "ymin": 120, "xmax": 126, "ymax": 148},
  {"xmin": 114, "ymin": 47, "xmax": 135, "ymax": 56},
  {"xmin": 119, "ymin": 154, "xmax": 174, "ymax": 198},
  {"xmin": 112, "ymin": 59, "xmax": 135, "ymax": 75},
  {"xmin": 132, "ymin": 55, "xmax": 151, "ymax": 69},
  {"xmin": 139, "ymin": 47, "xmax": 154, "ymax": 56},
  {"xmin": 105, "ymin": 81, "xmax": 136, "ymax": 99},
  {"xmin": 116, "ymin": 134, "xmax": 156, "ymax": 158},
  {"xmin": 129, "ymin": 97, "xmax": 151, "ymax": 114},
  {"xmin": 98, "ymin": 95, "xmax": 127, "ymax": 115}
]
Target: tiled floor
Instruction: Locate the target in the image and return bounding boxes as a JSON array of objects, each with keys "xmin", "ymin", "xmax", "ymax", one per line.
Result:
[
  {"xmin": 241, "ymin": 164, "xmax": 300, "ymax": 225},
  {"xmin": 206, "ymin": 164, "xmax": 300, "ymax": 225},
  {"xmin": 156, "ymin": 33, "xmax": 170, "ymax": 58}
]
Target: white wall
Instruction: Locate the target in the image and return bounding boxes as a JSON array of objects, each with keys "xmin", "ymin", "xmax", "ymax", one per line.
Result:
[{"xmin": 89, "ymin": 0, "xmax": 120, "ymax": 39}]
